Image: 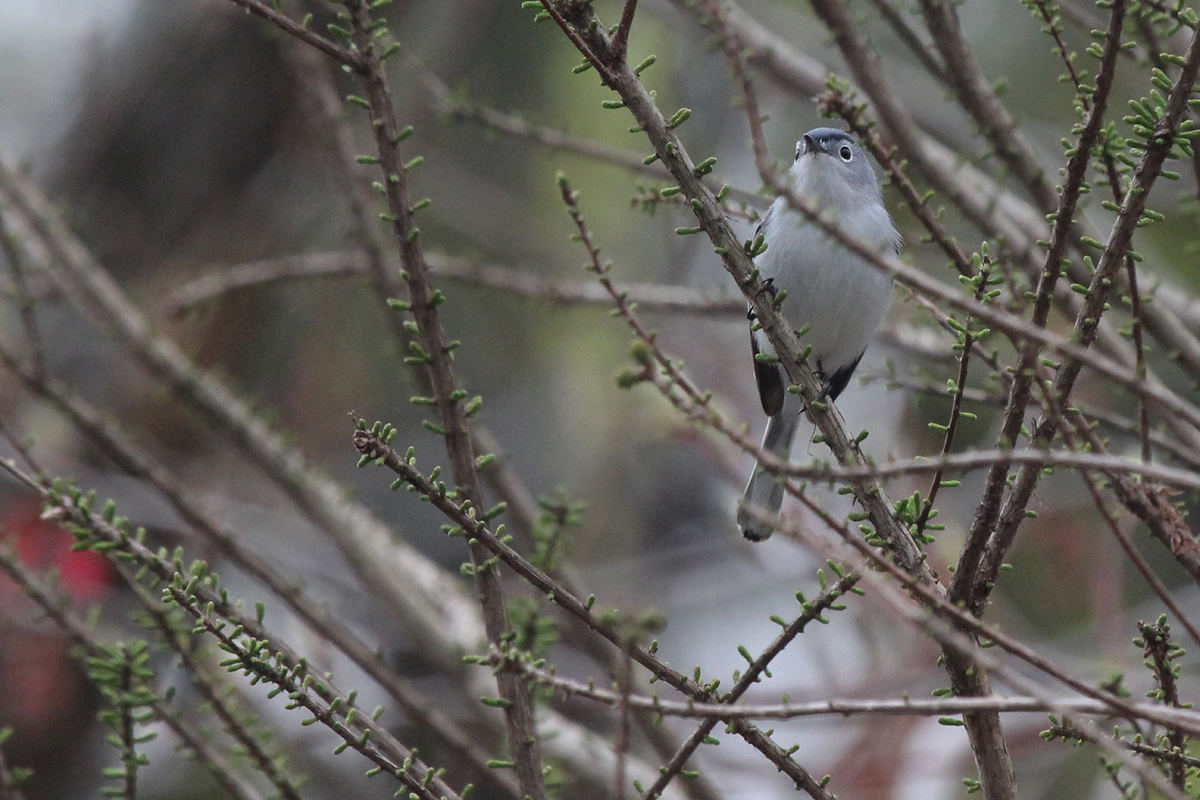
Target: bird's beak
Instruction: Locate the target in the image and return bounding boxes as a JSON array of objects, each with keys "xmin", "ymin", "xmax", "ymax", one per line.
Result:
[{"xmin": 801, "ymin": 134, "xmax": 823, "ymax": 156}]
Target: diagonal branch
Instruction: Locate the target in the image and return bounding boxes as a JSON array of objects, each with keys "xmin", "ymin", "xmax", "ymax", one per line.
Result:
[{"xmin": 340, "ymin": 4, "xmax": 547, "ymax": 795}]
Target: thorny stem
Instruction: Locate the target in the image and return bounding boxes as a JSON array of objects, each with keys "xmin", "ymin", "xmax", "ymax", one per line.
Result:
[
  {"xmin": 117, "ymin": 653, "xmax": 139, "ymax": 800},
  {"xmin": 0, "ymin": 343, "xmax": 520, "ymax": 798},
  {"xmin": 0, "ymin": 458, "xmax": 461, "ymax": 800},
  {"xmin": 748, "ymin": 503, "xmax": 1194, "ymax": 800},
  {"xmin": 513, "ymin": 666, "xmax": 1200, "ymax": 724},
  {"xmin": 353, "ymin": 427, "xmax": 839, "ymax": 800},
  {"xmin": 342, "ymin": 3, "xmax": 547, "ymax": 795},
  {"xmin": 130, "ymin": 580, "xmax": 304, "ymax": 800},
  {"xmin": 950, "ymin": 0, "xmax": 1130, "ymax": 614},
  {"xmin": 975, "ymin": 5, "xmax": 1200, "ymax": 607},
  {"xmin": 1139, "ymin": 620, "xmax": 1188, "ymax": 788},
  {"xmin": 0, "ymin": 548, "xmax": 266, "ymax": 800}
]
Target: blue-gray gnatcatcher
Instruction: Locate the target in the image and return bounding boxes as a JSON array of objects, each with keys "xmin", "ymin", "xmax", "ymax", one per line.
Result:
[{"xmin": 739, "ymin": 128, "xmax": 899, "ymax": 542}]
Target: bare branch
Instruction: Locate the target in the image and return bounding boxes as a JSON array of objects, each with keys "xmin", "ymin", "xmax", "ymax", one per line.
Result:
[
  {"xmin": 223, "ymin": 0, "xmax": 363, "ymax": 69},
  {"xmin": 512, "ymin": 665, "xmax": 1200, "ymax": 726},
  {"xmin": 165, "ymin": 251, "xmax": 744, "ymax": 318}
]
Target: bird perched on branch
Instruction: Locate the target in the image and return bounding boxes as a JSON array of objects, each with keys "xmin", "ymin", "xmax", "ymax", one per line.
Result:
[{"xmin": 739, "ymin": 128, "xmax": 899, "ymax": 542}]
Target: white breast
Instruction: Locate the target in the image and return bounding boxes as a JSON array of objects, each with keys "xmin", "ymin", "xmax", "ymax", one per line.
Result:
[{"xmin": 753, "ymin": 164, "xmax": 896, "ymax": 376}]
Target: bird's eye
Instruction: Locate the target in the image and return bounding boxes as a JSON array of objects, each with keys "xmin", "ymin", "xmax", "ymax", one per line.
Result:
[{"xmin": 839, "ymin": 145, "xmax": 853, "ymax": 162}]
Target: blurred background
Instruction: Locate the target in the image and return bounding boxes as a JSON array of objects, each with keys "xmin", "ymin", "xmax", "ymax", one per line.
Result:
[{"xmin": 2, "ymin": 1, "xmax": 1199, "ymax": 798}]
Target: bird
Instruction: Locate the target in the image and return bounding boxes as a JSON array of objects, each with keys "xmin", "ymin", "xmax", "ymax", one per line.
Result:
[{"xmin": 738, "ymin": 127, "xmax": 899, "ymax": 542}]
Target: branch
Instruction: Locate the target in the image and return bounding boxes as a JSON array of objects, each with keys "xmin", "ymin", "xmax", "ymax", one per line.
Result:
[
  {"xmin": 340, "ymin": 5, "xmax": 546, "ymax": 795},
  {"xmin": 222, "ymin": 0, "xmax": 363, "ymax": 69},
  {"xmin": 353, "ymin": 426, "xmax": 839, "ymax": 800},
  {"xmin": 610, "ymin": 0, "xmax": 639, "ymax": 63},
  {"xmin": 510, "ymin": 666, "xmax": 1200, "ymax": 725},
  {"xmin": 0, "ymin": 344, "xmax": 520, "ymax": 798},
  {"xmin": 544, "ymin": 0, "xmax": 932, "ymax": 591},
  {"xmin": 753, "ymin": 501, "xmax": 1194, "ymax": 800},
  {"xmin": 0, "ymin": 157, "xmax": 491, "ymax": 703},
  {"xmin": 952, "ymin": 0, "xmax": 1129, "ymax": 607},
  {"xmin": 974, "ymin": 10, "xmax": 1200, "ymax": 608},
  {"xmin": 0, "ymin": 547, "xmax": 266, "ymax": 800},
  {"xmin": 411, "ymin": 59, "xmax": 763, "ymax": 207},
  {"xmin": 916, "ymin": 0, "xmax": 1058, "ymax": 211},
  {"xmin": 165, "ymin": 251, "xmax": 744, "ymax": 318}
]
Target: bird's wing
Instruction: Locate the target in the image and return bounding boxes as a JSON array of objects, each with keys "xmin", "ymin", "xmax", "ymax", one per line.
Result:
[
  {"xmin": 749, "ymin": 312, "xmax": 785, "ymax": 416},
  {"xmin": 822, "ymin": 351, "xmax": 864, "ymax": 402}
]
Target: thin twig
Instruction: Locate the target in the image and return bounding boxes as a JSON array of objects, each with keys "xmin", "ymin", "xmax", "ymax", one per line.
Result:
[
  {"xmin": 0, "ymin": 462, "xmax": 461, "ymax": 800},
  {"xmin": 342, "ymin": 4, "xmax": 546, "ymax": 795},
  {"xmin": 862, "ymin": 0, "xmax": 948, "ymax": 83},
  {"xmin": 512, "ymin": 665, "xmax": 1200, "ymax": 725},
  {"xmin": 354, "ymin": 426, "xmax": 841, "ymax": 800},
  {"xmin": 165, "ymin": 251, "xmax": 744, "ymax": 318},
  {"xmin": 613, "ymin": 643, "xmax": 633, "ymax": 800},
  {"xmin": 223, "ymin": 0, "xmax": 363, "ymax": 69},
  {"xmin": 975, "ymin": 7, "xmax": 1200, "ymax": 610},
  {"xmin": 411, "ymin": 58, "xmax": 762, "ymax": 207},
  {"xmin": 748, "ymin": 501, "xmax": 1193, "ymax": 800},
  {"xmin": 0, "ymin": 547, "xmax": 266, "ymax": 800},
  {"xmin": 914, "ymin": 261, "xmax": 991, "ymax": 533},
  {"xmin": 611, "ymin": 0, "xmax": 640, "ymax": 63},
  {"xmin": 0, "ymin": 210, "xmax": 43, "ymax": 379}
]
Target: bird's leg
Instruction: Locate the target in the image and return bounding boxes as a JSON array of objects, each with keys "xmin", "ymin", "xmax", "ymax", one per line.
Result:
[{"xmin": 754, "ymin": 276, "xmax": 777, "ymax": 302}]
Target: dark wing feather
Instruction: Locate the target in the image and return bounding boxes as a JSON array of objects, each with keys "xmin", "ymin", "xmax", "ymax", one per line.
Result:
[
  {"xmin": 823, "ymin": 352, "xmax": 864, "ymax": 402},
  {"xmin": 750, "ymin": 312, "xmax": 785, "ymax": 416},
  {"xmin": 750, "ymin": 203, "xmax": 784, "ymax": 415}
]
